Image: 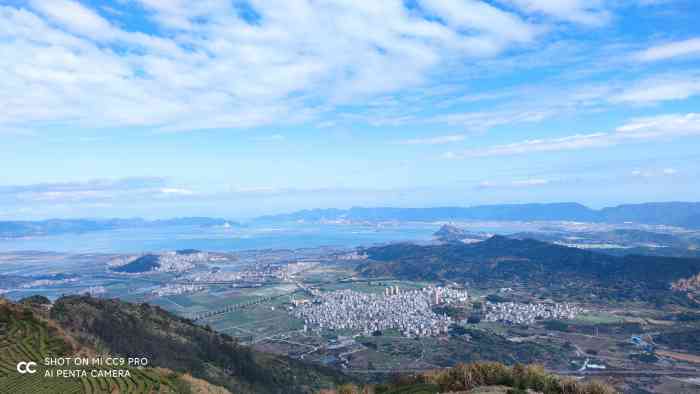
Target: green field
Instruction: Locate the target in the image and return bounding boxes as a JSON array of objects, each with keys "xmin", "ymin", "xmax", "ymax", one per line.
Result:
[
  {"xmin": 206, "ymin": 296, "xmax": 305, "ymax": 342},
  {"xmin": 570, "ymin": 312, "xmax": 624, "ymax": 325}
]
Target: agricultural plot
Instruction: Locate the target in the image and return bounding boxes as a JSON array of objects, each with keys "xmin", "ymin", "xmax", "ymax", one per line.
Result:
[
  {"xmin": 207, "ymin": 297, "xmax": 305, "ymax": 342},
  {"xmin": 296, "ymin": 265, "xmax": 355, "ymax": 283},
  {"xmin": 570, "ymin": 312, "xmax": 624, "ymax": 325}
]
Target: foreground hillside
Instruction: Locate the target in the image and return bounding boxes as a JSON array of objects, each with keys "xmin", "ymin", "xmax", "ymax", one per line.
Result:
[
  {"xmin": 0, "ymin": 297, "xmax": 230, "ymax": 393},
  {"xmin": 357, "ymin": 236, "xmax": 700, "ymax": 306},
  {"xmin": 0, "ymin": 295, "xmax": 349, "ymax": 393},
  {"xmin": 50, "ymin": 295, "xmax": 349, "ymax": 394}
]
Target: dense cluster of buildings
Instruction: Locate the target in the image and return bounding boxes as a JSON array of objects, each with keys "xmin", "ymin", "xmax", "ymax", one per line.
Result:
[
  {"xmin": 335, "ymin": 251, "xmax": 368, "ymax": 261},
  {"xmin": 483, "ymin": 301, "xmax": 584, "ymax": 325},
  {"xmin": 292, "ymin": 286, "xmax": 468, "ymax": 337},
  {"xmin": 156, "ymin": 251, "xmax": 209, "ymax": 272},
  {"xmin": 184, "ymin": 261, "xmax": 318, "ymax": 284},
  {"xmin": 152, "ymin": 283, "xmax": 205, "ymax": 296},
  {"xmin": 82, "ymin": 286, "xmax": 106, "ymax": 295},
  {"xmin": 108, "ymin": 251, "xmax": 209, "ymax": 274},
  {"xmin": 187, "ymin": 265, "xmax": 281, "ymax": 282},
  {"xmin": 20, "ymin": 277, "xmax": 79, "ymax": 288},
  {"xmin": 186, "ymin": 270, "xmax": 242, "ymax": 282}
]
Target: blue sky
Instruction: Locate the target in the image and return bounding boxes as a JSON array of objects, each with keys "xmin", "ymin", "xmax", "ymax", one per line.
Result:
[{"xmin": 1, "ymin": 0, "xmax": 700, "ymax": 219}]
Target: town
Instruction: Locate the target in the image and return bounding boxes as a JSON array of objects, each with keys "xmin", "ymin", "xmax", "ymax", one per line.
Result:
[
  {"xmin": 483, "ymin": 301, "xmax": 585, "ymax": 325},
  {"xmin": 292, "ymin": 286, "xmax": 468, "ymax": 337}
]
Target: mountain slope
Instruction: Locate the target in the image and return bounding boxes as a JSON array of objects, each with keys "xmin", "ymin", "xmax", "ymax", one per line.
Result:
[
  {"xmin": 50, "ymin": 295, "xmax": 348, "ymax": 394},
  {"xmin": 0, "ymin": 297, "xmax": 230, "ymax": 394},
  {"xmin": 356, "ymin": 236, "xmax": 700, "ymax": 305}
]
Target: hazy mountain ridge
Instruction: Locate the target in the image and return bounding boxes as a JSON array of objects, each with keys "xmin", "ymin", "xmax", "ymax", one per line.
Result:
[
  {"xmin": 255, "ymin": 202, "xmax": 700, "ymax": 228},
  {"xmin": 3, "ymin": 202, "xmax": 699, "ymax": 239},
  {"xmin": 433, "ymin": 224, "xmax": 700, "ymax": 258}
]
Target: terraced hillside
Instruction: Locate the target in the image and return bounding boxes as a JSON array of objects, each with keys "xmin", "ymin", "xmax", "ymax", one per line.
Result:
[{"xmin": 0, "ymin": 298, "xmax": 225, "ymax": 393}]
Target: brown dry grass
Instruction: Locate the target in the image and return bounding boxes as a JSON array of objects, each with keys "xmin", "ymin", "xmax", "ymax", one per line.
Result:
[{"xmin": 657, "ymin": 350, "xmax": 700, "ymax": 363}]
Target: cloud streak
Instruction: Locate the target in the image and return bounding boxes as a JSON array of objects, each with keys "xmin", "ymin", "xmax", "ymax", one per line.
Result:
[
  {"xmin": 634, "ymin": 37, "xmax": 700, "ymax": 62},
  {"xmin": 499, "ymin": 0, "xmax": 610, "ymax": 26},
  {"xmin": 477, "ymin": 178, "xmax": 552, "ymax": 189},
  {"xmin": 445, "ymin": 113, "xmax": 700, "ymax": 158},
  {"xmin": 610, "ymin": 74, "xmax": 700, "ymax": 104},
  {"xmin": 397, "ymin": 134, "xmax": 465, "ymax": 145},
  {"xmin": 0, "ymin": 177, "xmax": 191, "ymax": 203}
]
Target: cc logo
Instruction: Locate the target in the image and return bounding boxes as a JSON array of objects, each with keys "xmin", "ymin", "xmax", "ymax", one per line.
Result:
[{"xmin": 16, "ymin": 361, "xmax": 37, "ymax": 374}]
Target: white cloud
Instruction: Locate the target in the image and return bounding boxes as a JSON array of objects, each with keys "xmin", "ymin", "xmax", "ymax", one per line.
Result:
[
  {"xmin": 477, "ymin": 178, "xmax": 552, "ymax": 189},
  {"xmin": 0, "ymin": 0, "xmax": 615, "ymax": 133},
  {"xmin": 512, "ymin": 179, "xmax": 550, "ymax": 186},
  {"xmin": 615, "ymin": 113, "xmax": 700, "ymax": 138},
  {"xmin": 634, "ymin": 38, "xmax": 700, "ymax": 62},
  {"xmin": 631, "ymin": 168, "xmax": 678, "ymax": 177},
  {"xmin": 252, "ymin": 134, "xmax": 285, "ymax": 142},
  {"xmin": 159, "ymin": 188, "xmax": 195, "ymax": 195},
  {"xmin": 446, "ymin": 132, "xmax": 610, "ymax": 158},
  {"xmin": 0, "ymin": 177, "xmax": 179, "ymax": 203},
  {"xmin": 29, "ymin": 0, "xmax": 115, "ymax": 40},
  {"xmin": 431, "ymin": 110, "xmax": 552, "ymax": 132},
  {"xmin": 0, "ymin": 177, "xmax": 166, "ymax": 194},
  {"xmin": 445, "ymin": 112, "xmax": 700, "ymax": 158},
  {"xmin": 397, "ymin": 134, "xmax": 465, "ymax": 145},
  {"xmin": 498, "ymin": 0, "xmax": 610, "ymax": 26},
  {"xmin": 611, "ymin": 75, "xmax": 700, "ymax": 104},
  {"xmin": 420, "ymin": 0, "xmax": 539, "ymax": 46},
  {"xmin": 662, "ymin": 168, "xmax": 677, "ymax": 175}
]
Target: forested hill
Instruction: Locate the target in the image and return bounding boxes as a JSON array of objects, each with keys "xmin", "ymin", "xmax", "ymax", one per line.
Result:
[
  {"xmin": 49, "ymin": 295, "xmax": 348, "ymax": 394},
  {"xmin": 356, "ymin": 236, "xmax": 700, "ymax": 305},
  {"xmin": 255, "ymin": 202, "xmax": 700, "ymax": 228}
]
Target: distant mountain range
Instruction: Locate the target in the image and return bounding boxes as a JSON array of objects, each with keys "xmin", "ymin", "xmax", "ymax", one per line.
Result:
[
  {"xmin": 356, "ymin": 235, "xmax": 700, "ymax": 306},
  {"xmin": 0, "ymin": 217, "xmax": 237, "ymax": 238},
  {"xmin": 2, "ymin": 202, "xmax": 700, "ymax": 238},
  {"xmin": 256, "ymin": 202, "xmax": 700, "ymax": 228}
]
